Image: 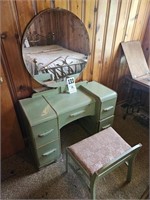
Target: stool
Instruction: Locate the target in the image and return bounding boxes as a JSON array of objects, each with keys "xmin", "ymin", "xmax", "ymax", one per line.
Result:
[{"xmin": 66, "ymin": 127, "xmax": 142, "ymax": 199}]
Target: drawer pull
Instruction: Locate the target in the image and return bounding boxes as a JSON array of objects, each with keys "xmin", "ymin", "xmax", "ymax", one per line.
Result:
[
  {"xmin": 102, "ymin": 124, "xmax": 111, "ymax": 129},
  {"xmin": 42, "ymin": 149, "xmax": 56, "ymax": 156},
  {"xmin": 38, "ymin": 129, "xmax": 54, "ymax": 137},
  {"xmin": 70, "ymin": 110, "xmax": 85, "ymax": 117},
  {"xmin": 103, "ymin": 106, "xmax": 114, "ymax": 112}
]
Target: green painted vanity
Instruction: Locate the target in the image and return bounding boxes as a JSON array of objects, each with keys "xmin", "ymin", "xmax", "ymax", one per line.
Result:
[
  {"xmin": 19, "ymin": 81, "xmax": 117, "ymax": 169},
  {"xmin": 19, "ymin": 8, "xmax": 117, "ymax": 169}
]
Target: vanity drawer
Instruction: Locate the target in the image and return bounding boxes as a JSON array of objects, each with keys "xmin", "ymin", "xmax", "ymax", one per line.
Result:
[
  {"xmin": 100, "ymin": 99, "xmax": 116, "ymax": 120},
  {"xmin": 59, "ymin": 103, "xmax": 95, "ymax": 128},
  {"xmin": 37, "ymin": 140, "xmax": 61, "ymax": 168},
  {"xmin": 32, "ymin": 119, "xmax": 59, "ymax": 148},
  {"xmin": 99, "ymin": 115, "xmax": 114, "ymax": 131}
]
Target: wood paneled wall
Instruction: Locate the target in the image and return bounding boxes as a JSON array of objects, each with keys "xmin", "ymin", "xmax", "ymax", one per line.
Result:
[
  {"xmin": 1, "ymin": 62, "xmax": 25, "ymax": 159},
  {"xmin": 142, "ymin": 15, "xmax": 150, "ymax": 67},
  {"xmin": 1, "ymin": 0, "xmax": 150, "ymax": 102}
]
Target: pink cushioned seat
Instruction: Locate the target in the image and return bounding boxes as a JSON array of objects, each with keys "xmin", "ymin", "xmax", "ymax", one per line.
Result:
[{"xmin": 68, "ymin": 127, "xmax": 131, "ymax": 175}]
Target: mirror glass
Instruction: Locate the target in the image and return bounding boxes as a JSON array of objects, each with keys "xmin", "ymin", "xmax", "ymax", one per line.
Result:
[{"xmin": 22, "ymin": 8, "xmax": 90, "ymax": 87}]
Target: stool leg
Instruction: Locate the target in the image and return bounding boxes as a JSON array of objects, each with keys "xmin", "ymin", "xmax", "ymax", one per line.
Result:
[
  {"xmin": 127, "ymin": 158, "xmax": 134, "ymax": 182},
  {"xmin": 90, "ymin": 176, "xmax": 97, "ymax": 200}
]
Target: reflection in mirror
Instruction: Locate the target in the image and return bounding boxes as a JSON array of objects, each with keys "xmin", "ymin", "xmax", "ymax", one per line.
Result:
[{"xmin": 22, "ymin": 8, "xmax": 90, "ymax": 87}]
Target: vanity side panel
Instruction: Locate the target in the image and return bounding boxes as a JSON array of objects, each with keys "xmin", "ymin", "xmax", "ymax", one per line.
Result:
[
  {"xmin": 19, "ymin": 96, "xmax": 61, "ymax": 169},
  {"xmin": 79, "ymin": 81, "xmax": 117, "ymax": 133}
]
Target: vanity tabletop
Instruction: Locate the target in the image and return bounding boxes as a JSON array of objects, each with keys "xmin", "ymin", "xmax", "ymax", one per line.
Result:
[
  {"xmin": 19, "ymin": 95, "xmax": 57, "ymax": 126},
  {"xmin": 81, "ymin": 81, "xmax": 117, "ymax": 101},
  {"xmin": 43, "ymin": 88, "xmax": 95, "ymax": 115}
]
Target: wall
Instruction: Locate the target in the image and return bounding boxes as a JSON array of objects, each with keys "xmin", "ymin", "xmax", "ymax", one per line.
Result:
[
  {"xmin": 1, "ymin": 0, "xmax": 149, "ymax": 102},
  {"xmin": 142, "ymin": 15, "xmax": 150, "ymax": 67},
  {"xmin": 1, "ymin": 61, "xmax": 25, "ymax": 159}
]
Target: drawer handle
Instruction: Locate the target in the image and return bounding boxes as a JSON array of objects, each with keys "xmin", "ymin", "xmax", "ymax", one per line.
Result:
[
  {"xmin": 70, "ymin": 110, "xmax": 85, "ymax": 117},
  {"xmin": 42, "ymin": 149, "xmax": 56, "ymax": 156},
  {"xmin": 103, "ymin": 106, "xmax": 114, "ymax": 112},
  {"xmin": 38, "ymin": 129, "xmax": 54, "ymax": 137},
  {"xmin": 102, "ymin": 124, "xmax": 111, "ymax": 129}
]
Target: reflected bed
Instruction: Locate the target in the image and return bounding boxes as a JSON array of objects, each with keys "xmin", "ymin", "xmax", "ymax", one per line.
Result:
[{"xmin": 23, "ymin": 45, "xmax": 87, "ymax": 82}]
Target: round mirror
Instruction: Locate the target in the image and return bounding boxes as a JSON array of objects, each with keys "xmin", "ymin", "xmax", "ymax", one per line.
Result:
[{"xmin": 22, "ymin": 8, "xmax": 90, "ymax": 87}]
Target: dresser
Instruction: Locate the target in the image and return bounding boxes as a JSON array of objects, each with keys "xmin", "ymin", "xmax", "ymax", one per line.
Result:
[{"xmin": 19, "ymin": 81, "xmax": 117, "ymax": 169}]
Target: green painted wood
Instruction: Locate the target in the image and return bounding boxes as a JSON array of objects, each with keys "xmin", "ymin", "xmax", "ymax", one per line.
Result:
[
  {"xmin": 59, "ymin": 103, "xmax": 95, "ymax": 128},
  {"xmin": 43, "ymin": 89, "xmax": 95, "ymax": 115},
  {"xmin": 100, "ymin": 99, "xmax": 116, "ymax": 120},
  {"xmin": 99, "ymin": 115, "xmax": 114, "ymax": 131},
  {"xmin": 19, "ymin": 96, "xmax": 57, "ymax": 126},
  {"xmin": 81, "ymin": 81, "xmax": 117, "ymax": 102},
  {"xmin": 36, "ymin": 139, "xmax": 61, "ymax": 168},
  {"xmin": 32, "ymin": 119, "xmax": 59, "ymax": 148},
  {"xmin": 19, "ymin": 95, "xmax": 61, "ymax": 169},
  {"xmin": 19, "ymin": 81, "xmax": 117, "ymax": 169},
  {"xmin": 43, "ymin": 89, "xmax": 96, "ymax": 128},
  {"xmin": 79, "ymin": 81, "xmax": 117, "ymax": 133}
]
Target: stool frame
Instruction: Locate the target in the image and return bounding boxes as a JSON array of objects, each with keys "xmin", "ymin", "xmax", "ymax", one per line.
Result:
[{"xmin": 66, "ymin": 143, "xmax": 142, "ymax": 200}]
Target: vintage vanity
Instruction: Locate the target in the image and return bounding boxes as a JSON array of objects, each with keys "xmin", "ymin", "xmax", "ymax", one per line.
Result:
[{"xmin": 19, "ymin": 8, "xmax": 117, "ymax": 169}]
